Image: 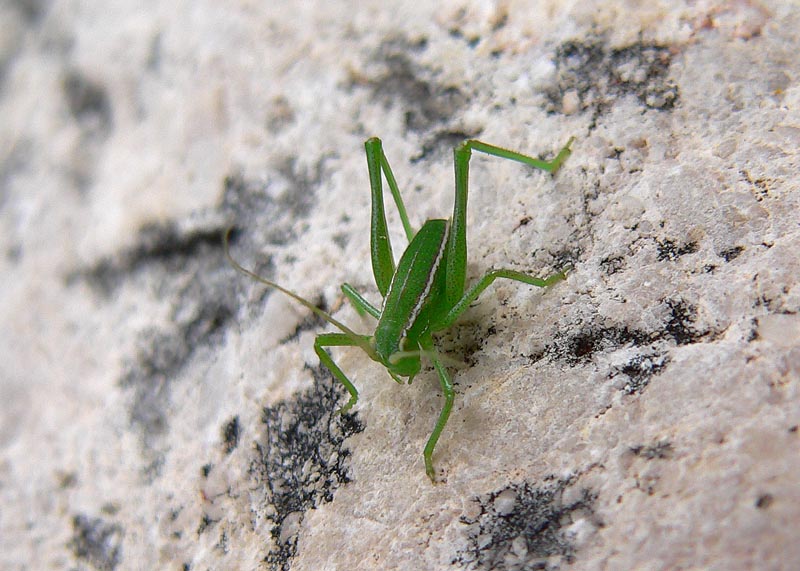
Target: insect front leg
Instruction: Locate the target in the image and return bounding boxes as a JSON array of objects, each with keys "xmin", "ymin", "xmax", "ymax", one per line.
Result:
[{"xmin": 314, "ymin": 332, "xmax": 369, "ymax": 414}]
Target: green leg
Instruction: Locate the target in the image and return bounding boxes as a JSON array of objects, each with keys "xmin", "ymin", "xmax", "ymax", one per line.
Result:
[
  {"xmin": 445, "ymin": 144, "xmax": 471, "ymax": 307},
  {"xmin": 364, "ymin": 138, "xmax": 416, "ymax": 297},
  {"xmin": 464, "ymin": 137, "xmax": 575, "ymax": 174},
  {"xmin": 420, "ymin": 337, "xmax": 454, "ymax": 482},
  {"xmin": 444, "ymin": 137, "xmax": 575, "ymax": 308},
  {"xmin": 314, "ymin": 332, "xmax": 369, "ymax": 414},
  {"xmin": 435, "ymin": 267, "xmax": 570, "ymax": 332},
  {"xmin": 341, "ymin": 283, "xmax": 381, "ymax": 319},
  {"xmin": 378, "ymin": 146, "xmax": 414, "ymax": 241},
  {"xmin": 225, "ymin": 227, "xmax": 365, "ymax": 340},
  {"xmin": 365, "ymin": 138, "xmax": 395, "ymax": 296}
]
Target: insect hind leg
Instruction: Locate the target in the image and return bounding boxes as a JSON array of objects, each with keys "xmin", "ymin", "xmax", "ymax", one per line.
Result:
[{"xmin": 435, "ymin": 267, "xmax": 570, "ymax": 332}]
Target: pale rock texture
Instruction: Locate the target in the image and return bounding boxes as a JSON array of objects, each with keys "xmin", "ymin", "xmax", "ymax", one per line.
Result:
[{"xmin": 1, "ymin": 1, "xmax": 798, "ymax": 570}]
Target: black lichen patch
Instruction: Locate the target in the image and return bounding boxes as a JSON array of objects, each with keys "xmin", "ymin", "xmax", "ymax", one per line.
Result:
[
  {"xmin": 599, "ymin": 255, "xmax": 625, "ymax": 276},
  {"xmin": 410, "ymin": 129, "xmax": 478, "ymax": 163},
  {"xmin": 270, "ymin": 159, "xmax": 325, "ymax": 233},
  {"xmin": 221, "ymin": 416, "xmax": 240, "ymax": 455},
  {"xmin": 63, "ymin": 69, "xmax": 113, "ymax": 136},
  {"xmin": 250, "ymin": 365, "xmax": 364, "ymax": 571},
  {"xmin": 266, "ymin": 95, "xmax": 296, "ymax": 133},
  {"xmin": 108, "ymin": 223, "xmax": 234, "ymax": 438},
  {"xmin": 542, "ymin": 325, "xmax": 652, "ymax": 366},
  {"xmin": 0, "ymin": 138, "xmax": 32, "ymax": 208},
  {"xmin": 216, "ymin": 528, "xmax": 230, "ymax": 554},
  {"xmin": 718, "ymin": 246, "xmax": 744, "ymax": 262},
  {"xmin": 431, "ymin": 308, "xmax": 490, "ymax": 369},
  {"xmin": 197, "ymin": 513, "xmax": 217, "ymax": 535},
  {"xmin": 357, "ymin": 37, "xmax": 467, "ymax": 133},
  {"xmin": 72, "ymin": 160, "xmax": 325, "ymax": 451},
  {"xmin": 331, "ymin": 232, "xmax": 349, "ymax": 250},
  {"xmin": 535, "ymin": 296, "xmax": 716, "ymax": 394},
  {"xmin": 80, "ymin": 221, "xmax": 227, "ymax": 295},
  {"xmin": 279, "ymin": 295, "xmax": 329, "ymax": 344},
  {"xmin": 123, "ymin": 289, "xmax": 236, "ymax": 443},
  {"xmin": 552, "ymin": 248, "xmax": 583, "ymax": 275},
  {"xmin": 740, "ymin": 169, "xmax": 772, "ymax": 201},
  {"xmin": 58, "ymin": 470, "xmax": 78, "ymax": 489},
  {"xmin": 11, "ymin": 0, "xmax": 49, "ymax": 23},
  {"xmin": 656, "ymin": 239, "xmax": 698, "ymax": 261},
  {"xmin": 755, "ymin": 493, "xmax": 774, "ymax": 509},
  {"xmin": 546, "ymin": 38, "xmax": 679, "ymax": 121},
  {"xmin": 614, "ymin": 351, "xmax": 670, "ymax": 395},
  {"xmin": 456, "ymin": 479, "xmax": 596, "ymax": 571},
  {"xmin": 61, "ymin": 69, "xmax": 114, "ymax": 190},
  {"xmin": 68, "ymin": 514, "xmax": 124, "ymax": 571},
  {"xmin": 630, "ymin": 440, "xmax": 673, "ymax": 460},
  {"xmin": 664, "ymin": 298, "xmax": 711, "ymax": 345},
  {"xmin": 222, "ymin": 158, "xmax": 327, "ymax": 249},
  {"xmin": 76, "ymin": 218, "xmax": 241, "ymax": 446}
]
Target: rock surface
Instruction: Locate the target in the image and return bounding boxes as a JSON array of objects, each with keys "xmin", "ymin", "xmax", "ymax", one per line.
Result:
[{"xmin": 1, "ymin": 1, "xmax": 798, "ymax": 570}]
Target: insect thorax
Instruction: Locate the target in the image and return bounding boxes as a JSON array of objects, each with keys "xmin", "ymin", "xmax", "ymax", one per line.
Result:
[{"xmin": 374, "ymin": 219, "xmax": 450, "ymax": 367}]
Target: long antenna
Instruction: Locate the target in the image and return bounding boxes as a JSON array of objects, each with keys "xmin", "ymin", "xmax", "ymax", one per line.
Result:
[{"xmin": 223, "ymin": 227, "xmax": 366, "ymax": 342}]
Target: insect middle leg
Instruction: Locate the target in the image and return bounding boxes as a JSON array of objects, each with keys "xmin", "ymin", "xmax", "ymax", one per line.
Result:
[{"xmin": 340, "ymin": 283, "xmax": 381, "ymax": 319}]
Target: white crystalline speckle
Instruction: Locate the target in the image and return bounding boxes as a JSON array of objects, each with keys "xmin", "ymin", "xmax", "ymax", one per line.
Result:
[
  {"xmin": 492, "ymin": 488, "xmax": 518, "ymax": 515},
  {"xmin": 756, "ymin": 314, "xmax": 800, "ymax": 348}
]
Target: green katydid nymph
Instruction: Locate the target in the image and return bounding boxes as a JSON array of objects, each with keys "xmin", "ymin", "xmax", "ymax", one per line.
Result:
[{"xmin": 225, "ymin": 136, "xmax": 574, "ymax": 482}]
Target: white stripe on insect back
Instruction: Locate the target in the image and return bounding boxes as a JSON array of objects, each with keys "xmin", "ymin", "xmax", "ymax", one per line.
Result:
[
  {"xmin": 380, "ymin": 247, "xmax": 423, "ymax": 314},
  {"xmin": 400, "ymin": 221, "xmax": 450, "ymax": 340}
]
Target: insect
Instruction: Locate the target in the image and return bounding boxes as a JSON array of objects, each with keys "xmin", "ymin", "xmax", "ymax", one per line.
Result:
[{"xmin": 225, "ymin": 136, "xmax": 574, "ymax": 482}]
